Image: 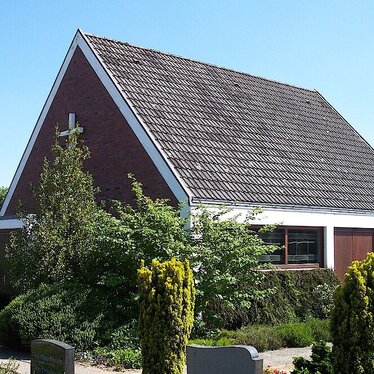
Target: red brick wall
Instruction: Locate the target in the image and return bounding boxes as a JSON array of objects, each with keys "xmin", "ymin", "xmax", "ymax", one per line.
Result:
[{"xmin": 5, "ymin": 47, "xmax": 177, "ymax": 215}]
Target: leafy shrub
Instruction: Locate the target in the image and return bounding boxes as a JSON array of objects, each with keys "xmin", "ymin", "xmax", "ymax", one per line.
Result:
[
  {"xmin": 292, "ymin": 341, "xmax": 332, "ymax": 374},
  {"xmin": 86, "ymin": 320, "xmax": 142, "ymax": 369},
  {"xmin": 93, "ymin": 347, "xmax": 142, "ymax": 369},
  {"xmin": 311, "ymin": 283, "xmax": 336, "ymax": 319},
  {"xmin": 248, "ymin": 269, "xmax": 340, "ymax": 325},
  {"xmin": 304, "ymin": 318, "xmax": 330, "ymax": 342},
  {"xmin": 138, "ymin": 259, "xmax": 195, "ymax": 374},
  {"xmin": 194, "ymin": 318, "xmax": 330, "ymax": 352},
  {"xmin": 188, "ymin": 206, "xmax": 276, "ymax": 330},
  {"xmin": 275, "ymin": 322, "xmax": 313, "ymax": 348},
  {"xmin": 331, "ymin": 252, "xmax": 374, "ymax": 373},
  {"xmin": 0, "ymin": 282, "xmax": 130, "ymax": 351},
  {"xmin": 218, "ymin": 324, "xmax": 284, "ymax": 352}
]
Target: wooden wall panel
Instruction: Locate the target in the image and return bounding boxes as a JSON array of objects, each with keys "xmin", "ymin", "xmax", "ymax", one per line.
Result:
[
  {"xmin": 334, "ymin": 229, "xmax": 353, "ymax": 281},
  {"xmin": 352, "ymin": 230, "xmax": 373, "ymax": 262},
  {"xmin": 334, "ymin": 228, "xmax": 374, "ymax": 281}
]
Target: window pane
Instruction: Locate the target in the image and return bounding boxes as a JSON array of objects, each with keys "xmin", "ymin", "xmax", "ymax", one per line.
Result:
[
  {"xmin": 288, "ymin": 230, "xmax": 320, "ymax": 264},
  {"xmin": 259, "ymin": 229, "xmax": 285, "ymax": 264}
]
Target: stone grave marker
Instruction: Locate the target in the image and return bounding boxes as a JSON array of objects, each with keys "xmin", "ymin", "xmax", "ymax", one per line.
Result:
[
  {"xmin": 187, "ymin": 344, "xmax": 263, "ymax": 374},
  {"xmin": 31, "ymin": 339, "xmax": 74, "ymax": 374}
]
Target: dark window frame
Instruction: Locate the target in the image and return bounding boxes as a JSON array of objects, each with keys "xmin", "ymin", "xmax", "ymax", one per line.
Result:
[{"xmin": 258, "ymin": 226, "xmax": 324, "ymax": 268}]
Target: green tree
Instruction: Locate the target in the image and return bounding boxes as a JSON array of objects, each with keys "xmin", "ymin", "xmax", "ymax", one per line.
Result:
[
  {"xmin": 187, "ymin": 206, "xmax": 276, "ymax": 329},
  {"xmin": 0, "ymin": 187, "xmax": 7, "ymax": 208},
  {"xmin": 6, "ymin": 129, "xmax": 109, "ymax": 291},
  {"xmin": 99, "ymin": 178, "xmax": 188, "ymax": 289},
  {"xmin": 330, "ymin": 252, "xmax": 374, "ymax": 373}
]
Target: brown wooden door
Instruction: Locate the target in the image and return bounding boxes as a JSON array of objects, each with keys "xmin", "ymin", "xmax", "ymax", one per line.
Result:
[{"xmin": 334, "ymin": 228, "xmax": 374, "ymax": 281}]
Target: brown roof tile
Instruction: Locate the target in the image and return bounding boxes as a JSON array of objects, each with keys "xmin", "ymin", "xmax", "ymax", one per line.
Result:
[{"xmin": 85, "ymin": 33, "xmax": 374, "ymax": 211}]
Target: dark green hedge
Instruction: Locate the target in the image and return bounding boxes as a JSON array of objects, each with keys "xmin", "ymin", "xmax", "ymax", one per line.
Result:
[
  {"xmin": 0, "ymin": 282, "xmax": 132, "ymax": 351},
  {"xmin": 248, "ymin": 268, "xmax": 340, "ymax": 325}
]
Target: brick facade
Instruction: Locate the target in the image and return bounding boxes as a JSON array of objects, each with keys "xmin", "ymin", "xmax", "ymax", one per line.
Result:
[{"xmin": 5, "ymin": 47, "xmax": 177, "ymax": 215}]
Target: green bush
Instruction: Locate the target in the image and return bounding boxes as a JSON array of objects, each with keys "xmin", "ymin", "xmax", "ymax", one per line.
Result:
[
  {"xmin": 6, "ymin": 130, "xmax": 106, "ymax": 292},
  {"xmin": 248, "ymin": 269, "xmax": 340, "ymax": 325},
  {"xmin": 0, "ymin": 283, "xmax": 130, "ymax": 351},
  {"xmin": 292, "ymin": 341, "xmax": 333, "ymax": 374},
  {"xmin": 189, "ymin": 337, "xmax": 234, "ymax": 347},
  {"xmin": 217, "ymin": 324, "xmax": 284, "ymax": 352},
  {"xmin": 188, "ymin": 206, "xmax": 277, "ymax": 330},
  {"xmin": 331, "ymin": 252, "xmax": 374, "ymax": 373},
  {"xmin": 94, "ymin": 347, "xmax": 142, "ymax": 369},
  {"xmin": 275, "ymin": 322, "xmax": 314, "ymax": 347},
  {"xmin": 193, "ymin": 318, "xmax": 330, "ymax": 352},
  {"xmin": 89, "ymin": 320, "xmax": 141, "ymax": 369},
  {"xmin": 305, "ymin": 318, "xmax": 330, "ymax": 342},
  {"xmin": 138, "ymin": 259, "xmax": 195, "ymax": 374}
]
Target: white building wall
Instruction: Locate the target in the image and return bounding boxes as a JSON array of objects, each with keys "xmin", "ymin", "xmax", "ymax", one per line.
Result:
[{"xmin": 191, "ymin": 204, "xmax": 374, "ymax": 270}]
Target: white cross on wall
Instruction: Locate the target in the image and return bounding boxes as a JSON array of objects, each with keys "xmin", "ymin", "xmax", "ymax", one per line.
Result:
[{"xmin": 59, "ymin": 113, "xmax": 84, "ymax": 137}]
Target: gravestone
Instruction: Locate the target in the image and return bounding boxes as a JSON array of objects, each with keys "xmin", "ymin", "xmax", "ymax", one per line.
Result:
[
  {"xmin": 187, "ymin": 344, "xmax": 263, "ymax": 374},
  {"xmin": 31, "ymin": 339, "xmax": 75, "ymax": 374}
]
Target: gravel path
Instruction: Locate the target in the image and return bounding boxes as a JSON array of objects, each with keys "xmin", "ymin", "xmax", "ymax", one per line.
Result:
[{"xmin": 0, "ymin": 345, "xmax": 312, "ymax": 373}]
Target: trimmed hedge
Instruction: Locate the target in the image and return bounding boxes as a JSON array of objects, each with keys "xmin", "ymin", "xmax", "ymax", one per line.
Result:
[
  {"xmin": 247, "ymin": 268, "xmax": 340, "ymax": 324},
  {"xmin": 0, "ymin": 282, "xmax": 131, "ymax": 351}
]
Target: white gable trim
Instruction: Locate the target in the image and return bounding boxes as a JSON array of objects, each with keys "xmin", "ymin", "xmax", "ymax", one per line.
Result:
[
  {"xmin": 79, "ymin": 31, "xmax": 190, "ymax": 203},
  {"xmin": 1, "ymin": 30, "xmax": 190, "ymax": 216},
  {"xmin": 0, "ymin": 219, "xmax": 23, "ymax": 230}
]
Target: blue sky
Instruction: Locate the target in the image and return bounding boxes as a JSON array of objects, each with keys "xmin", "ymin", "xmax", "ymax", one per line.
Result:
[{"xmin": 1, "ymin": 0, "xmax": 373, "ymax": 187}]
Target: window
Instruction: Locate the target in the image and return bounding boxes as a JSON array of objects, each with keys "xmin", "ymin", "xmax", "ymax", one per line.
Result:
[{"xmin": 259, "ymin": 227, "xmax": 322, "ymax": 266}]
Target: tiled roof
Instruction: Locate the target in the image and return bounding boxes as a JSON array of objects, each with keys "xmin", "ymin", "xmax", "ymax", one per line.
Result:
[{"xmin": 85, "ymin": 33, "xmax": 374, "ymax": 211}]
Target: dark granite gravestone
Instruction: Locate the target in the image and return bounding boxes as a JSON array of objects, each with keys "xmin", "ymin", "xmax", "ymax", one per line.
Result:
[
  {"xmin": 31, "ymin": 339, "xmax": 75, "ymax": 374},
  {"xmin": 187, "ymin": 345, "xmax": 263, "ymax": 374}
]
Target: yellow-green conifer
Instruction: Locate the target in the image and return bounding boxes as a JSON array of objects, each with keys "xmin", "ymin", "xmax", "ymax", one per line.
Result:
[
  {"xmin": 138, "ymin": 258, "xmax": 195, "ymax": 374},
  {"xmin": 331, "ymin": 252, "xmax": 374, "ymax": 373}
]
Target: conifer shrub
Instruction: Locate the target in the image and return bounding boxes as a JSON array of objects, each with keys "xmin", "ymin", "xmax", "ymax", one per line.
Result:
[
  {"xmin": 292, "ymin": 341, "xmax": 333, "ymax": 374},
  {"xmin": 138, "ymin": 258, "xmax": 195, "ymax": 374},
  {"xmin": 330, "ymin": 252, "xmax": 374, "ymax": 373}
]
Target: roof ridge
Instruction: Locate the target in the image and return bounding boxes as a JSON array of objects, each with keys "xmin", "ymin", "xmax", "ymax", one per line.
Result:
[{"xmin": 83, "ymin": 30, "xmax": 317, "ymax": 94}]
